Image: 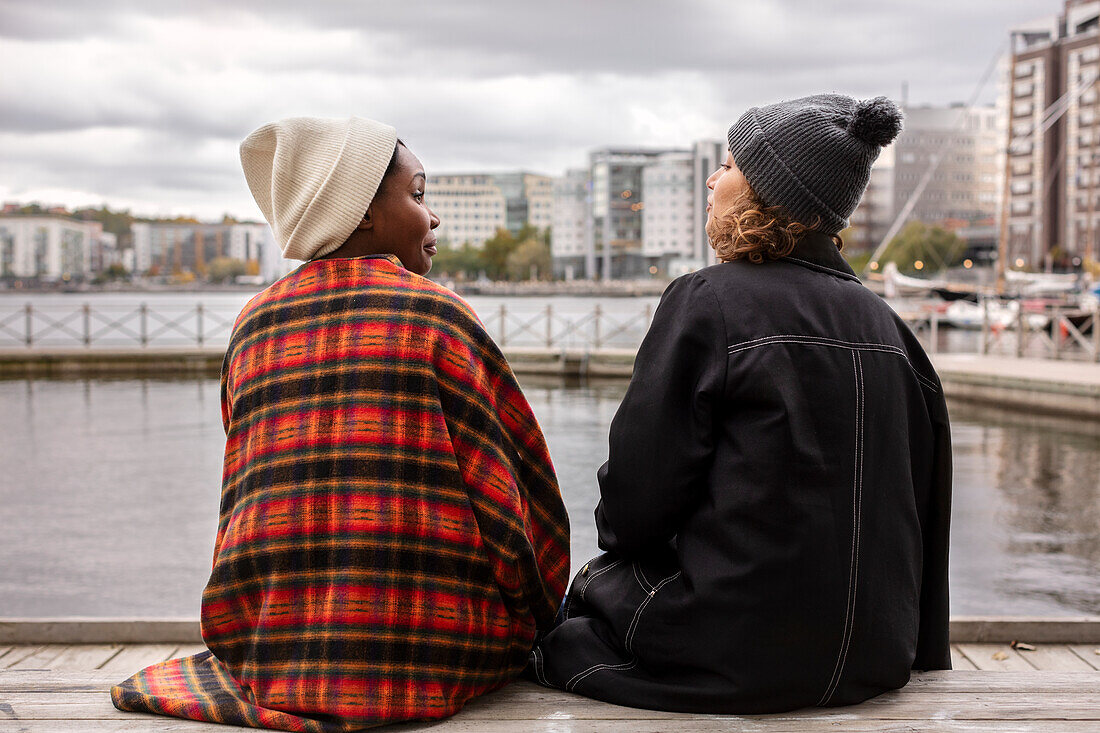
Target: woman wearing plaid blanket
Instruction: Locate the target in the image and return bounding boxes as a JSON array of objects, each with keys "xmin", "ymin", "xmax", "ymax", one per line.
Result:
[{"xmin": 112, "ymin": 116, "xmax": 571, "ymax": 731}]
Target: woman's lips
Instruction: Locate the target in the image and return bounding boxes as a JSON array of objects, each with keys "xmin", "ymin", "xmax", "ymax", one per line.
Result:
[{"xmin": 424, "ymin": 241, "xmax": 437, "ymax": 256}]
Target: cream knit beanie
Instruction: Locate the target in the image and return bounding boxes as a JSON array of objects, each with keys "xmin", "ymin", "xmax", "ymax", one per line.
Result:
[{"xmin": 240, "ymin": 116, "xmax": 398, "ymax": 261}]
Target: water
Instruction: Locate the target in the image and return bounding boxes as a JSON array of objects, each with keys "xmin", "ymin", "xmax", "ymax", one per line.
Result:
[{"xmin": 1, "ymin": 375, "xmax": 1098, "ymax": 618}]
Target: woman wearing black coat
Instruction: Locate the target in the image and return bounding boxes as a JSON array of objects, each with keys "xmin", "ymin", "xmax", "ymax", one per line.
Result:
[{"xmin": 531, "ymin": 94, "xmax": 952, "ymax": 713}]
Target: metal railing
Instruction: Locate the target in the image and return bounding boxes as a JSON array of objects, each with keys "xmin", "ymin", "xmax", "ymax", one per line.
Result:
[
  {"xmin": 0, "ymin": 303, "xmax": 238, "ymax": 348},
  {"xmin": 902, "ymin": 301, "xmax": 1100, "ymax": 362},
  {"xmin": 1, "ymin": 301, "xmax": 1097, "ymax": 361},
  {"xmin": 0, "ymin": 302, "xmax": 655, "ymax": 352}
]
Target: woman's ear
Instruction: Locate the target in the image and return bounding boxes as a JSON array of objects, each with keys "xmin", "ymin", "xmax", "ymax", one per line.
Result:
[{"xmin": 357, "ymin": 206, "xmax": 375, "ymax": 230}]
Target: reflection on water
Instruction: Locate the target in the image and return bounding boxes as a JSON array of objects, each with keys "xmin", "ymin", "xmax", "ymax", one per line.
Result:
[{"xmin": 0, "ymin": 376, "xmax": 1097, "ymax": 617}]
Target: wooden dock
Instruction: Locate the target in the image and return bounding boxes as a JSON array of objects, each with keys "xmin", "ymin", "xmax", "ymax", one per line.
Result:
[{"xmin": 2, "ymin": 640, "xmax": 1098, "ymax": 731}]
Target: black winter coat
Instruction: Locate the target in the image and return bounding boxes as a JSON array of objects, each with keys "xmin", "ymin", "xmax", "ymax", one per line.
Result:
[{"xmin": 531, "ymin": 232, "xmax": 952, "ymax": 714}]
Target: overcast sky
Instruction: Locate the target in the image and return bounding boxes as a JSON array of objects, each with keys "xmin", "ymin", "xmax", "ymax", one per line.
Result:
[{"xmin": 1, "ymin": 0, "xmax": 1055, "ymax": 221}]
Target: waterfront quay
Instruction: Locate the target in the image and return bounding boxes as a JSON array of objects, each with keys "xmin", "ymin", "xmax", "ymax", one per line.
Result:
[{"xmin": 2, "ymin": 346, "xmax": 1099, "ymax": 420}]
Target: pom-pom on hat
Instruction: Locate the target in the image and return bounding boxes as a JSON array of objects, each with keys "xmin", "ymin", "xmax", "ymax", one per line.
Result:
[
  {"xmin": 240, "ymin": 116, "xmax": 398, "ymax": 261},
  {"xmin": 727, "ymin": 94, "xmax": 903, "ymax": 234}
]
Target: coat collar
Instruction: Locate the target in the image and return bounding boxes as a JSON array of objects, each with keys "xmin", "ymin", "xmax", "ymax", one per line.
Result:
[{"xmin": 783, "ymin": 231, "xmax": 861, "ymax": 283}]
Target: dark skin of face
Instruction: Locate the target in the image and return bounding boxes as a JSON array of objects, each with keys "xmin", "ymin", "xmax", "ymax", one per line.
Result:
[{"xmin": 319, "ymin": 144, "xmax": 440, "ymax": 275}]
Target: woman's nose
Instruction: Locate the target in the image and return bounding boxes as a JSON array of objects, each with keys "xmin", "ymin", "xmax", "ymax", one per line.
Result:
[{"xmin": 429, "ymin": 207, "xmax": 440, "ymax": 229}]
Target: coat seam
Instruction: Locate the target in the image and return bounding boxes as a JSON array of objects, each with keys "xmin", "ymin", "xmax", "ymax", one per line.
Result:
[
  {"xmin": 625, "ymin": 571, "xmax": 681, "ymax": 653},
  {"xmin": 727, "ymin": 335, "xmax": 939, "ymax": 393},
  {"xmin": 565, "ymin": 659, "xmax": 638, "ymax": 692},
  {"xmin": 633, "ymin": 563, "xmax": 653, "ymax": 593},
  {"xmin": 819, "ymin": 350, "xmax": 864, "ymax": 706},
  {"xmin": 579, "ymin": 558, "xmax": 623, "ymax": 601}
]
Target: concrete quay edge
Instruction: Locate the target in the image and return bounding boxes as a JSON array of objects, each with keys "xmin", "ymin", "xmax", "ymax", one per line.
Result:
[
  {"xmin": 2, "ymin": 347, "xmax": 1099, "ymax": 419},
  {"xmin": 2, "ymin": 617, "xmax": 1099, "ymax": 645}
]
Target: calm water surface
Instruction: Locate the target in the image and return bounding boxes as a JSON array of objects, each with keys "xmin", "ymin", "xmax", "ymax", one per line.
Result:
[{"xmin": 1, "ymin": 376, "xmax": 1098, "ymax": 617}]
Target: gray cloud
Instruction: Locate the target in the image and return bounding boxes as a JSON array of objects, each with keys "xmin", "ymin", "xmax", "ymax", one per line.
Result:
[{"xmin": 0, "ymin": 0, "xmax": 1059, "ymax": 218}]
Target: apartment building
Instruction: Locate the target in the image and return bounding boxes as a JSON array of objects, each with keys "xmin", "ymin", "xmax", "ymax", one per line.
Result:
[
  {"xmin": 131, "ymin": 222, "xmax": 272, "ymax": 277},
  {"xmin": 0, "ymin": 216, "xmax": 105, "ymax": 280},
  {"xmin": 1005, "ymin": 0, "xmax": 1100, "ymax": 268}
]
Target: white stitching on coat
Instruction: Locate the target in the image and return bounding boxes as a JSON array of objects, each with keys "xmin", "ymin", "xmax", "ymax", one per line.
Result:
[
  {"xmin": 625, "ymin": 571, "xmax": 681, "ymax": 653},
  {"xmin": 727, "ymin": 335, "xmax": 939, "ymax": 392},
  {"xmin": 579, "ymin": 558, "xmax": 623, "ymax": 600},
  {"xmin": 565, "ymin": 659, "xmax": 638, "ymax": 692},
  {"xmin": 818, "ymin": 350, "xmax": 864, "ymax": 705}
]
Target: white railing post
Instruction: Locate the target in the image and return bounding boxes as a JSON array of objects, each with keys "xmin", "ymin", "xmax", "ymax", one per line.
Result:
[
  {"xmin": 140, "ymin": 303, "xmax": 148, "ymax": 347},
  {"xmin": 82, "ymin": 304, "xmax": 91, "ymax": 347},
  {"xmin": 545, "ymin": 304, "xmax": 553, "ymax": 348},
  {"xmin": 196, "ymin": 303, "xmax": 205, "ymax": 347},
  {"xmin": 498, "ymin": 303, "xmax": 507, "ymax": 347},
  {"xmin": 593, "ymin": 304, "xmax": 602, "ymax": 350}
]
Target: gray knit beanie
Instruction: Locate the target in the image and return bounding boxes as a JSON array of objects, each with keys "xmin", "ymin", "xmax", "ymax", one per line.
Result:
[{"xmin": 727, "ymin": 94, "xmax": 903, "ymax": 234}]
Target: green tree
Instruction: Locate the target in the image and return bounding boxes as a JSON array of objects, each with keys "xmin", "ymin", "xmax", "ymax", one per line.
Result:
[
  {"xmin": 430, "ymin": 243, "xmax": 484, "ymax": 280},
  {"xmin": 206, "ymin": 257, "xmax": 247, "ymax": 283},
  {"xmin": 506, "ymin": 238, "xmax": 552, "ymax": 281},
  {"xmin": 881, "ymin": 221, "xmax": 967, "ymax": 274},
  {"xmin": 481, "ymin": 228, "xmax": 518, "ymax": 280},
  {"xmin": 92, "ymin": 263, "xmax": 130, "ymax": 284}
]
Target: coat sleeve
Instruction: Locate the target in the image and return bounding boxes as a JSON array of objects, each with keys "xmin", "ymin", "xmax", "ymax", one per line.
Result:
[
  {"xmin": 913, "ymin": 375, "xmax": 953, "ymax": 670},
  {"xmin": 595, "ymin": 273, "xmax": 727, "ymax": 557}
]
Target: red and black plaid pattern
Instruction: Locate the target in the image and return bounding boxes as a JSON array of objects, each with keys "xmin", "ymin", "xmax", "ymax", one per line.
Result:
[{"xmin": 112, "ymin": 255, "xmax": 570, "ymax": 731}]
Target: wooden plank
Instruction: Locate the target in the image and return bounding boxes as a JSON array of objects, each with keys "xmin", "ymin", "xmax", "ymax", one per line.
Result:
[
  {"xmin": 166, "ymin": 643, "xmax": 208, "ymax": 659},
  {"xmin": 7, "ymin": 718, "xmax": 255, "ymax": 732},
  {"xmin": 950, "ymin": 644, "xmax": 978, "ymax": 670},
  {"xmin": 5, "ymin": 644, "xmax": 68, "ymax": 670},
  {"xmin": 47, "ymin": 645, "xmax": 124, "ymax": 672},
  {"xmin": 954, "ymin": 643, "xmax": 1037, "ymax": 671},
  {"xmin": 1068, "ymin": 645, "xmax": 1100, "ymax": 671},
  {"xmin": 2, "ymin": 646, "xmax": 46, "ymax": 669},
  {"xmin": 6, "ymin": 690, "xmax": 1100, "ymax": 722},
  {"xmin": 1017, "ymin": 644, "xmax": 1097, "ymax": 671},
  {"xmin": 96, "ymin": 644, "xmax": 180, "ymax": 674},
  {"xmin": 10, "ymin": 723, "xmax": 1100, "ymax": 733}
]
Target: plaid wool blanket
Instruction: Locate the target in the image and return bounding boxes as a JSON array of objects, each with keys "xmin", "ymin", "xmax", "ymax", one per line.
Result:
[{"xmin": 112, "ymin": 255, "xmax": 570, "ymax": 731}]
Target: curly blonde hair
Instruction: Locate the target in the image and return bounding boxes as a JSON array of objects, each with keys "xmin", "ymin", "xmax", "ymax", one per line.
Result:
[{"xmin": 705, "ymin": 185, "xmax": 843, "ymax": 264}]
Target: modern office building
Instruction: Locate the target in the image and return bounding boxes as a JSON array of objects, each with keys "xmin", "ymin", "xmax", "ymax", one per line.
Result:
[
  {"xmin": 428, "ymin": 174, "xmax": 506, "ymax": 247},
  {"xmin": 588, "ymin": 148, "xmax": 668, "ymax": 279},
  {"xmin": 641, "ymin": 151, "xmax": 695, "ymax": 272},
  {"xmin": 892, "ymin": 105, "xmax": 1003, "ymax": 226},
  {"xmin": 491, "ymin": 172, "xmax": 554, "ymax": 234},
  {"xmin": 0, "ymin": 216, "xmax": 105, "ymax": 280},
  {"xmin": 691, "ymin": 140, "xmax": 726, "ymax": 269},
  {"xmin": 1004, "ymin": 0, "xmax": 1100, "ymax": 268},
  {"xmin": 131, "ymin": 222, "xmax": 271, "ymax": 277},
  {"xmin": 550, "ymin": 169, "xmax": 589, "ymax": 279},
  {"xmin": 430, "ymin": 172, "xmax": 552, "ymax": 248},
  {"xmin": 552, "ymin": 142, "xmax": 725, "ymax": 279}
]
